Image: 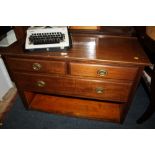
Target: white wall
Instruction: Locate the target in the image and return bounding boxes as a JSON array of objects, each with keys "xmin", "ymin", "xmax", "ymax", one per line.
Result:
[{"xmin": 0, "ymin": 56, "xmax": 13, "ymax": 101}]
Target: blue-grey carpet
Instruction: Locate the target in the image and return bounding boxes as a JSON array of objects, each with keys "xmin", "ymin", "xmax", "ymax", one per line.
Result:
[{"xmin": 1, "ymin": 83, "xmax": 155, "ymax": 129}]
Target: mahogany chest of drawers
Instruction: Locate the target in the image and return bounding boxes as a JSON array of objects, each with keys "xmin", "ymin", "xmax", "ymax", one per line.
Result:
[{"xmin": 0, "ymin": 33, "xmax": 150, "ymax": 123}]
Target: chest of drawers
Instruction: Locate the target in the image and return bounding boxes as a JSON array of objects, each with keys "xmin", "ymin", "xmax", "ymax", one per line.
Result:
[{"xmin": 0, "ymin": 34, "xmax": 150, "ymax": 123}]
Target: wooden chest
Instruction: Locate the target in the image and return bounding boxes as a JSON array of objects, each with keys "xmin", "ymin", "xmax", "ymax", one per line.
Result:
[{"xmin": 0, "ymin": 33, "xmax": 150, "ymax": 123}]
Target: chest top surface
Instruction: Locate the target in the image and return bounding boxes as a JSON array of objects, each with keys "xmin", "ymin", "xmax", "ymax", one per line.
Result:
[{"xmin": 0, "ymin": 33, "xmax": 150, "ymax": 66}]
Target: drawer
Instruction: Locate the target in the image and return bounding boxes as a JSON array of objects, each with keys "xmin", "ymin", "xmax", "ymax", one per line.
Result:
[
  {"xmin": 14, "ymin": 73, "xmax": 132, "ymax": 102},
  {"xmin": 75, "ymin": 78, "xmax": 132, "ymax": 102},
  {"xmin": 14, "ymin": 73, "xmax": 75, "ymax": 95},
  {"xmin": 6, "ymin": 58, "xmax": 66, "ymax": 75},
  {"xmin": 70, "ymin": 62, "xmax": 138, "ymax": 80}
]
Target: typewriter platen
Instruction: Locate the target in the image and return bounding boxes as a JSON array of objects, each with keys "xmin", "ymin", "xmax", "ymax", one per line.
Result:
[{"xmin": 25, "ymin": 26, "xmax": 71, "ymax": 51}]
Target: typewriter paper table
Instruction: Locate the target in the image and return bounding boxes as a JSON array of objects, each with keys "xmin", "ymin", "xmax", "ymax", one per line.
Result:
[{"xmin": 0, "ymin": 34, "xmax": 150, "ymax": 123}]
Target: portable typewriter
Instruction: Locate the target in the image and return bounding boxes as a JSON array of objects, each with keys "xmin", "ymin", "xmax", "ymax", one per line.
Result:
[{"xmin": 25, "ymin": 26, "xmax": 71, "ymax": 51}]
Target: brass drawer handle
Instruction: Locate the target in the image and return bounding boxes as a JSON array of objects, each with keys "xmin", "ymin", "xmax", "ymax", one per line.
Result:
[
  {"xmin": 97, "ymin": 69, "xmax": 108, "ymax": 77},
  {"xmin": 37, "ymin": 81, "xmax": 46, "ymax": 87},
  {"xmin": 32, "ymin": 63, "xmax": 42, "ymax": 71},
  {"xmin": 96, "ymin": 87, "xmax": 104, "ymax": 94}
]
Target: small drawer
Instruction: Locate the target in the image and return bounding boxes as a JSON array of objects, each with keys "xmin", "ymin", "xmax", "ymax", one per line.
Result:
[
  {"xmin": 13, "ymin": 73, "xmax": 75, "ymax": 95},
  {"xmin": 6, "ymin": 58, "xmax": 66, "ymax": 75},
  {"xmin": 74, "ymin": 78, "xmax": 133, "ymax": 102},
  {"xmin": 70, "ymin": 62, "xmax": 138, "ymax": 81}
]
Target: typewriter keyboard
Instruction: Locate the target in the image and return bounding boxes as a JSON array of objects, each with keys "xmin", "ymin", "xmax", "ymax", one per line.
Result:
[{"xmin": 29, "ymin": 32, "xmax": 65, "ymax": 45}]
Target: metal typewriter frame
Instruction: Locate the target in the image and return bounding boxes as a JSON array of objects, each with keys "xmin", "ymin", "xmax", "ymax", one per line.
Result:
[{"xmin": 25, "ymin": 26, "xmax": 71, "ymax": 51}]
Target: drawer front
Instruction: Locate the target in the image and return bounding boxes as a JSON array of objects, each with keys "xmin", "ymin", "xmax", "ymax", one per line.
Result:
[
  {"xmin": 7, "ymin": 58, "xmax": 66, "ymax": 74},
  {"xmin": 75, "ymin": 78, "xmax": 132, "ymax": 102},
  {"xmin": 14, "ymin": 73, "xmax": 132, "ymax": 102},
  {"xmin": 70, "ymin": 62, "xmax": 138, "ymax": 80},
  {"xmin": 14, "ymin": 73, "xmax": 75, "ymax": 95}
]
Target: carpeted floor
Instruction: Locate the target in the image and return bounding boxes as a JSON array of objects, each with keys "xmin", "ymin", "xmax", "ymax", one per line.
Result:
[{"xmin": 1, "ymin": 82, "xmax": 155, "ymax": 129}]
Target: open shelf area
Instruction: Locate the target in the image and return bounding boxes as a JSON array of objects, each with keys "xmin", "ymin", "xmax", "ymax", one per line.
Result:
[{"xmin": 24, "ymin": 91, "xmax": 122, "ymax": 122}]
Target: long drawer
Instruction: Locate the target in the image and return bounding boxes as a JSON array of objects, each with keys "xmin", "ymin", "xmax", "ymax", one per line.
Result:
[
  {"xmin": 6, "ymin": 58, "xmax": 66, "ymax": 75},
  {"xmin": 14, "ymin": 72, "xmax": 133, "ymax": 102},
  {"xmin": 70, "ymin": 62, "xmax": 138, "ymax": 80}
]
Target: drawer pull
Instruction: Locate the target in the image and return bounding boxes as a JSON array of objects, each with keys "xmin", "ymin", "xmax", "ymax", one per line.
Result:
[
  {"xmin": 96, "ymin": 87, "xmax": 104, "ymax": 94},
  {"xmin": 37, "ymin": 81, "xmax": 46, "ymax": 87},
  {"xmin": 32, "ymin": 63, "xmax": 42, "ymax": 71},
  {"xmin": 97, "ymin": 69, "xmax": 108, "ymax": 77}
]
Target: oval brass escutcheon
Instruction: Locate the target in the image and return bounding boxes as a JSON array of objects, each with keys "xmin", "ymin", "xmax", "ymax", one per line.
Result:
[
  {"xmin": 32, "ymin": 63, "xmax": 42, "ymax": 71},
  {"xmin": 37, "ymin": 81, "xmax": 46, "ymax": 87},
  {"xmin": 96, "ymin": 87, "xmax": 104, "ymax": 94},
  {"xmin": 97, "ymin": 69, "xmax": 108, "ymax": 77}
]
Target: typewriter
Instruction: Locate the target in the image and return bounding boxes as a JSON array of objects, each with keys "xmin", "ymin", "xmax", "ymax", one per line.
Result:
[{"xmin": 25, "ymin": 26, "xmax": 71, "ymax": 51}]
